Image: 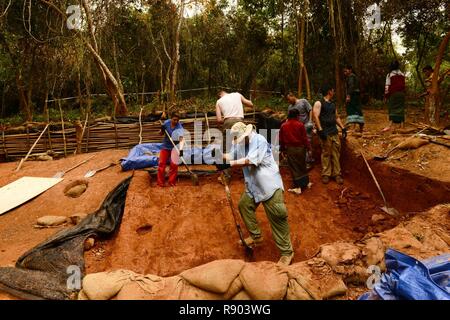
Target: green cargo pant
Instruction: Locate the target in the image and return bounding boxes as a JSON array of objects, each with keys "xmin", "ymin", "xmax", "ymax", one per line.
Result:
[
  {"xmin": 320, "ymin": 133, "xmax": 342, "ymax": 178},
  {"xmin": 238, "ymin": 189, "xmax": 293, "ymax": 256}
]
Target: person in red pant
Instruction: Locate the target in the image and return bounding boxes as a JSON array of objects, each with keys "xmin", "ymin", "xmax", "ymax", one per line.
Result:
[{"xmin": 157, "ymin": 112, "xmax": 185, "ymax": 187}]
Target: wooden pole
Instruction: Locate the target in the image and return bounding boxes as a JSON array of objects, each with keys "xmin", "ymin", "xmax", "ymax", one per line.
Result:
[
  {"xmin": 58, "ymin": 100, "xmax": 67, "ymax": 157},
  {"xmin": 86, "ymin": 112, "xmax": 91, "ymax": 153},
  {"xmin": 15, "ymin": 124, "xmax": 49, "ymax": 172},
  {"xmin": 2, "ymin": 128, "xmax": 7, "ymax": 159},
  {"xmin": 139, "ymin": 106, "xmax": 144, "ymax": 145},
  {"xmin": 45, "ymin": 103, "xmax": 53, "ymax": 151},
  {"xmin": 75, "ymin": 113, "xmax": 89, "ymax": 155}
]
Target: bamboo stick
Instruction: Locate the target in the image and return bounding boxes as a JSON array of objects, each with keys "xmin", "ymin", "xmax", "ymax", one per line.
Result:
[
  {"xmin": 15, "ymin": 124, "xmax": 50, "ymax": 171},
  {"xmin": 75, "ymin": 113, "xmax": 89, "ymax": 155},
  {"xmin": 139, "ymin": 107, "xmax": 144, "ymax": 145},
  {"xmin": 2, "ymin": 129, "xmax": 7, "ymax": 158},
  {"xmin": 58, "ymin": 100, "xmax": 67, "ymax": 157}
]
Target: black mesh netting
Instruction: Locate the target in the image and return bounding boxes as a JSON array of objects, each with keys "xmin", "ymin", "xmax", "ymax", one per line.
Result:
[{"xmin": 0, "ymin": 177, "xmax": 132, "ymax": 300}]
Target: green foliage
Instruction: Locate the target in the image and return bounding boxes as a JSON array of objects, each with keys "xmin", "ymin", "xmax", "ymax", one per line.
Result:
[{"xmin": 0, "ymin": 0, "xmax": 448, "ymax": 123}]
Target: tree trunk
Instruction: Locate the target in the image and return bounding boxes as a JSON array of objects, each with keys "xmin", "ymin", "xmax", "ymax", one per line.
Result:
[
  {"xmin": 428, "ymin": 31, "xmax": 450, "ymax": 125},
  {"xmin": 81, "ymin": 0, "xmax": 128, "ymax": 116},
  {"xmin": 170, "ymin": 1, "xmax": 185, "ymax": 102},
  {"xmin": 297, "ymin": 13, "xmax": 311, "ymax": 100},
  {"xmin": 16, "ymin": 72, "xmax": 32, "ymax": 122},
  {"xmin": 334, "ymin": 46, "xmax": 343, "ymax": 110}
]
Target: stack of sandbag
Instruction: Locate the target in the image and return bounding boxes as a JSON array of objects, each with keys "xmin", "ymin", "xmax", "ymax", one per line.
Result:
[{"xmin": 79, "ymin": 259, "xmax": 348, "ymax": 300}]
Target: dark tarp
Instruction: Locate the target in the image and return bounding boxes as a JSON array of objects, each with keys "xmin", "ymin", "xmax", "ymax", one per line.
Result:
[{"xmin": 0, "ymin": 177, "xmax": 132, "ymax": 300}]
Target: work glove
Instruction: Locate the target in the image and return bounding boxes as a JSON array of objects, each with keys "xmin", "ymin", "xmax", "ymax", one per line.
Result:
[
  {"xmin": 342, "ymin": 128, "xmax": 348, "ymax": 140},
  {"xmin": 318, "ymin": 130, "xmax": 327, "ymax": 141},
  {"xmin": 216, "ymin": 163, "xmax": 231, "ymax": 171}
]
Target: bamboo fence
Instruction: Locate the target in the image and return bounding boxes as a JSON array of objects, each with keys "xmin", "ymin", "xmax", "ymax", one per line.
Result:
[{"xmin": 0, "ymin": 113, "xmax": 259, "ymax": 160}]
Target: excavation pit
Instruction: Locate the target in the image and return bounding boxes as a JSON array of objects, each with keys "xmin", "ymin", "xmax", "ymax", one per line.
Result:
[{"xmin": 85, "ymin": 145, "xmax": 450, "ymax": 278}]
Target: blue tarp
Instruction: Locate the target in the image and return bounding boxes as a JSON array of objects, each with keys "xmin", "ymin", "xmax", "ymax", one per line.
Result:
[
  {"xmin": 359, "ymin": 249, "xmax": 450, "ymax": 300},
  {"xmin": 120, "ymin": 143, "xmax": 221, "ymax": 171}
]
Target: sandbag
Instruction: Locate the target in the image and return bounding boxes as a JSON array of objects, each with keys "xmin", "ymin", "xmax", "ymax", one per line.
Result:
[
  {"xmin": 82, "ymin": 270, "xmax": 131, "ymax": 300},
  {"xmin": 287, "ymin": 278, "xmax": 314, "ymax": 300},
  {"xmin": 239, "ymin": 262, "xmax": 289, "ymax": 300},
  {"xmin": 178, "ymin": 279, "xmax": 225, "ymax": 300},
  {"xmin": 37, "ymin": 216, "xmax": 68, "ymax": 227},
  {"xmin": 116, "ymin": 281, "xmax": 156, "ymax": 300},
  {"xmin": 77, "ymin": 289, "xmax": 89, "ymax": 300},
  {"xmin": 223, "ymin": 277, "xmax": 243, "ymax": 300},
  {"xmin": 319, "ymin": 242, "xmax": 361, "ymax": 268},
  {"xmin": 286, "ymin": 262, "xmax": 321, "ymax": 300},
  {"xmin": 378, "ymin": 226, "xmax": 424, "ymax": 257},
  {"xmin": 286, "ymin": 260, "xmax": 347, "ymax": 300},
  {"xmin": 362, "ymin": 237, "xmax": 385, "ymax": 266},
  {"xmin": 397, "ymin": 138, "xmax": 429, "ymax": 150},
  {"xmin": 180, "ymin": 259, "xmax": 245, "ymax": 294},
  {"xmin": 321, "ymin": 277, "xmax": 348, "ymax": 299},
  {"xmin": 232, "ymin": 290, "xmax": 252, "ymax": 300},
  {"xmin": 65, "ymin": 184, "xmax": 87, "ymax": 198},
  {"xmin": 150, "ymin": 276, "xmax": 184, "ymax": 300}
]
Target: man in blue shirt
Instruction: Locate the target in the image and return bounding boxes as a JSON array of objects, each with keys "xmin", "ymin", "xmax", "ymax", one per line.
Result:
[
  {"xmin": 158, "ymin": 112, "xmax": 185, "ymax": 187},
  {"xmin": 221, "ymin": 122, "xmax": 294, "ymax": 266}
]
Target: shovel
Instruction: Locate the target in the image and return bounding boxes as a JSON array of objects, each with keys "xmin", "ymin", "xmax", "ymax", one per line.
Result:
[
  {"xmin": 52, "ymin": 155, "xmax": 95, "ymax": 179},
  {"xmin": 84, "ymin": 162, "xmax": 116, "ymax": 178},
  {"xmin": 360, "ymin": 151, "xmax": 399, "ymax": 216},
  {"xmin": 221, "ymin": 175, "xmax": 253, "ymax": 257}
]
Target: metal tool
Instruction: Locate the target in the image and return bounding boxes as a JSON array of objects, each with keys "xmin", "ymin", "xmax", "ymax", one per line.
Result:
[
  {"xmin": 84, "ymin": 162, "xmax": 116, "ymax": 178},
  {"xmin": 221, "ymin": 175, "xmax": 253, "ymax": 257},
  {"xmin": 52, "ymin": 155, "xmax": 95, "ymax": 179},
  {"xmin": 361, "ymin": 150, "xmax": 399, "ymax": 216}
]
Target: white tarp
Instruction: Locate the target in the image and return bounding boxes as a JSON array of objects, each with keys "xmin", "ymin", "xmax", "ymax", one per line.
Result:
[{"xmin": 0, "ymin": 177, "xmax": 63, "ymax": 216}]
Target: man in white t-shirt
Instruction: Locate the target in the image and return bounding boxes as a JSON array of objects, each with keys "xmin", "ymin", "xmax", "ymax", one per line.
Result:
[{"xmin": 215, "ymin": 90, "xmax": 254, "ymax": 183}]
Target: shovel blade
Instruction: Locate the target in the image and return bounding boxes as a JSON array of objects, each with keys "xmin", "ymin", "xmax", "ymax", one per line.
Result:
[
  {"xmin": 381, "ymin": 206, "xmax": 399, "ymax": 217},
  {"xmin": 84, "ymin": 171, "xmax": 96, "ymax": 178},
  {"xmin": 52, "ymin": 172, "xmax": 64, "ymax": 179},
  {"xmin": 191, "ymin": 174, "xmax": 199, "ymax": 186}
]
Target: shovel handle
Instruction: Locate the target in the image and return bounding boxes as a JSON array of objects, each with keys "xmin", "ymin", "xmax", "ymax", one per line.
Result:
[
  {"xmin": 360, "ymin": 151, "xmax": 388, "ymax": 205},
  {"xmin": 65, "ymin": 155, "xmax": 96, "ymax": 174},
  {"xmin": 223, "ymin": 179, "xmax": 251, "ymax": 251},
  {"xmin": 97, "ymin": 163, "xmax": 116, "ymax": 172}
]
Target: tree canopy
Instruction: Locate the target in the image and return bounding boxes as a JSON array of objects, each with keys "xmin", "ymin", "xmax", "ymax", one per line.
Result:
[{"xmin": 0, "ymin": 0, "xmax": 448, "ymax": 122}]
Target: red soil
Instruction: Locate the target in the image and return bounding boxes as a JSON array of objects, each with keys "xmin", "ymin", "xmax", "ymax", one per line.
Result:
[
  {"xmin": 84, "ymin": 136, "xmax": 450, "ymax": 277},
  {"xmin": 84, "ymin": 168, "xmax": 394, "ymax": 277},
  {"xmin": 0, "ymin": 150, "xmax": 131, "ymax": 269}
]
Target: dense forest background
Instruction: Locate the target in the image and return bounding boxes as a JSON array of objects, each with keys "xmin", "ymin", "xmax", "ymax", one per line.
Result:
[{"xmin": 0, "ymin": 0, "xmax": 449, "ymax": 124}]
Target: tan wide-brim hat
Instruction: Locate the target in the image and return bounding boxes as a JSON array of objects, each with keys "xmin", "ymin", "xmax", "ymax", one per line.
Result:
[{"xmin": 230, "ymin": 122, "xmax": 254, "ymax": 144}]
